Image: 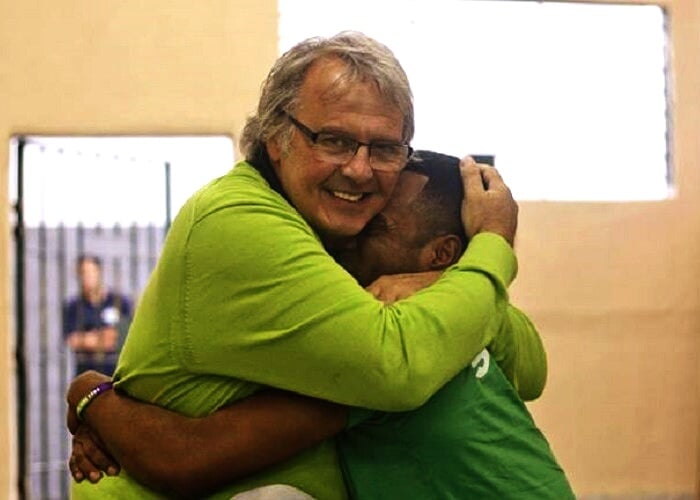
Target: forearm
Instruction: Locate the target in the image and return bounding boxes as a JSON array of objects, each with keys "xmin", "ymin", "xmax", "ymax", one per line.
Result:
[
  {"xmin": 81, "ymin": 389, "xmax": 348, "ymax": 498},
  {"xmin": 171, "ymin": 391, "xmax": 348, "ymax": 497},
  {"xmin": 99, "ymin": 326, "xmax": 119, "ymax": 351},
  {"xmin": 66, "ymin": 331, "xmax": 84, "ymax": 350},
  {"xmin": 79, "ymin": 388, "xmax": 192, "ymax": 486},
  {"xmin": 67, "ymin": 328, "xmax": 118, "ymax": 352},
  {"xmin": 67, "ymin": 331, "xmax": 97, "ymax": 351}
]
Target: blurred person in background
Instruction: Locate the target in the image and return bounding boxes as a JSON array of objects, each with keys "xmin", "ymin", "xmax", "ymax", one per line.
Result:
[{"xmin": 62, "ymin": 254, "xmax": 133, "ymax": 376}]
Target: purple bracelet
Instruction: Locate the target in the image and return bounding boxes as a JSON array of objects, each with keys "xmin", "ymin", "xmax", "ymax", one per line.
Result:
[{"xmin": 75, "ymin": 381, "xmax": 113, "ymax": 421}]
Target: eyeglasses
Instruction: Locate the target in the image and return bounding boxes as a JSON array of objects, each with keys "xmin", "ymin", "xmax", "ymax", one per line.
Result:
[{"xmin": 284, "ymin": 112, "xmax": 412, "ymax": 172}]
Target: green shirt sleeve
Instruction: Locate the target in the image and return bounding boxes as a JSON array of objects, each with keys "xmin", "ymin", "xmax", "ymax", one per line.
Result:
[
  {"xmin": 488, "ymin": 304, "xmax": 548, "ymax": 401},
  {"xmin": 347, "ymin": 303, "xmax": 547, "ymax": 427},
  {"xmin": 176, "ymin": 164, "xmax": 518, "ymax": 412}
]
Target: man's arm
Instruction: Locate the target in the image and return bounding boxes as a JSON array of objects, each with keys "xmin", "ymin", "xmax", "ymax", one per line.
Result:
[
  {"xmin": 68, "ymin": 371, "xmax": 348, "ymax": 498},
  {"xmin": 65, "ymin": 327, "xmax": 119, "ymax": 353},
  {"xmin": 63, "ymin": 300, "xmax": 120, "ymax": 352},
  {"xmin": 366, "ymin": 277, "xmax": 547, "ymax": 401},
  {"xmin": 365, "ymin": 275, "xmax": 547, "ymax": 401}
]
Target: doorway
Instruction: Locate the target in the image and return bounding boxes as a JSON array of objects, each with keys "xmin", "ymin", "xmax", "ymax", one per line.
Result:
[{"xmin": 10, "ymin": 135, "xmax": 234, "ymax": 499}]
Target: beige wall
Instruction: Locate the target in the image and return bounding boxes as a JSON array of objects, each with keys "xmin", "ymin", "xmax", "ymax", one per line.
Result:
[
  {"xmin": 0, "ymin": 0, "xmax": 698, "ymax": 498},
  {"xmin": 517, "ymin": 0, "xmax": 700, "ymax": 495}
]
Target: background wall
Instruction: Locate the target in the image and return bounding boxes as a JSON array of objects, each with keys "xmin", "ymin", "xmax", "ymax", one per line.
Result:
[{"xmin": 0, "ymin": 0, "xmax": 698, "ymax": 498}]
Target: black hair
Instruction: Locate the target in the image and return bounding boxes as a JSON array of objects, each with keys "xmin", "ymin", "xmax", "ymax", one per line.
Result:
[
  {"xmin": 403, "ymin": 150, "xmax": 468, "ymax": 252},
  {"xmin": 76, "ymin": 254, "xmax": 102, "ymax": 268}
]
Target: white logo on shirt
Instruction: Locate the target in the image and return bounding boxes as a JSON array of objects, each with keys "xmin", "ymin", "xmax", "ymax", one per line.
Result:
[
  {"xmin": 101, "ymin": 306, "xmax": 120, "ymax": 326},
  {"xmin": 470, "ymin": 349, "xmax": 490, "ymax": 379}
]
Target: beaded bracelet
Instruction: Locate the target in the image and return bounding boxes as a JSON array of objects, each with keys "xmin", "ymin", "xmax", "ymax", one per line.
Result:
[{"xmin": 76, "ymin": 381, "xmax": 113, "ymax": 421}]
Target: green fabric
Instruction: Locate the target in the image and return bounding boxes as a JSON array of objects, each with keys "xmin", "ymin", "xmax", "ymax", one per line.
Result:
[
  {"xmin": 73, "ymin": 161, "xmax": 519, "ymax": 499},
  {"xmin": 339, "ymin": 349, "xmax": 575, "ymax": 499},
  {"xmin": 490, "ymin": 304, "xmax": 548, "ymax": 401}
]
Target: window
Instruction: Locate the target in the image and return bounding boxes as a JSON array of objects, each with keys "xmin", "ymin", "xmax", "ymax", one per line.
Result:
[
  {"xmin": 279, "ymin": 0, "xmax": 671, "ymax": 201},
  {"xmin": 11, "ymin": 135, "xmax": 234, "ymax": 226}
]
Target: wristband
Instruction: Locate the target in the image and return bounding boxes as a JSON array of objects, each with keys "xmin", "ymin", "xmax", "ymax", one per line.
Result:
[{"xmin": 76, "ymin": 382, "xmax": 113, "ymax": 421}]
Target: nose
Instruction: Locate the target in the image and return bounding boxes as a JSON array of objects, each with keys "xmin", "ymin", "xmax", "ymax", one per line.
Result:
[{"xmin": 339, "ymin": 145, "xmax": 374, "ymax": 182}]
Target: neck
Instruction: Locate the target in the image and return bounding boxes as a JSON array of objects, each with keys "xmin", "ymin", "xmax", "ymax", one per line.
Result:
[
  {"xmin": 83, "ymin": 287, "xmax": 105, "ymax": 304},
  {"xmin": 248, "ymin": 145, "xmax": 289, "ymax": 203}
]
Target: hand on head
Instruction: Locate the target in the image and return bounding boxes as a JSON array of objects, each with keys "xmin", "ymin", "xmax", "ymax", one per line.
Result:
[{"xmin": 460, "ymin": 157, "xmax": 518, "ymax": 246}]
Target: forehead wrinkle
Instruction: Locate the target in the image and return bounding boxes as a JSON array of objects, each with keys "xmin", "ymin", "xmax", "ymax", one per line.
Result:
[
  {"xmin": 321, "ymin": 79, "xmax": 384, "ymax": 106},
  {"xmin": 315, "ymin": 58, "xmax": 377, "ymax": 103}
]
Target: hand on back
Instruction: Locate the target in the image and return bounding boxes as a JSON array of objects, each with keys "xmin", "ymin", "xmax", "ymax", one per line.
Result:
[{"xmin": 366, "ymin": 271, "xmax": 443, "ymax": 304}]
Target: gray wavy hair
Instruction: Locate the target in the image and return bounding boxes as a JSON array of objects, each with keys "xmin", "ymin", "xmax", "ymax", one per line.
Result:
[{"xmin": 239, "ymin": 31, "xmax": 414, "ymax": 160}]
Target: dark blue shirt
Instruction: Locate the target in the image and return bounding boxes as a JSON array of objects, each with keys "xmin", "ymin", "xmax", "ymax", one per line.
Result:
[{"xmin": 62, "ymin": 291, "xmax": 132, "ymax": 343}]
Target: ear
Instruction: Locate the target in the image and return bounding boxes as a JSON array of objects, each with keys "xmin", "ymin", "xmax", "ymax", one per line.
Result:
[
  {"xmin": 423, "ymin": 234, "xmax": 463, "ymax": 270},
  {"xmin": 266, "ymin": 137, "xmax": 282, "ymax": 166}
]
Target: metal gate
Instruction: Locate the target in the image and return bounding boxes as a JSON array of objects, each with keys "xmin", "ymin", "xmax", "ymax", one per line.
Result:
[{"xmin": 12, "ymin": 137, "xmax": 171, "ymax": 500}]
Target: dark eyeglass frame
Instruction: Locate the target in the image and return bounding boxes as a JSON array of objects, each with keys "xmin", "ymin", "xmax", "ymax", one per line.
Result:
[{"xmin": 283, "ymin": 111, "xmax": 413, "ymax": 172}]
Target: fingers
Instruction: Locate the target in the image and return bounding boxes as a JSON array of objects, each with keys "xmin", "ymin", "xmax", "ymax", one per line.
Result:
[
  {"xmin": 460, "ymin": 155, "xmax": 518, "ymax": 245},
  {"xmin": 478, "ymin": 164, "xmax": 498, "ymax": 190},
  {"xmin": 460, "ymin": 156, "xmax": 483, "ymax": 195},
  {"xmin": 68, "ymin": 453, "xmax": 85, "ymax": 483},
  {"xmin": 70, "ymin": 427, "xmax": 120, "ymax": 484},
  {"xmin": 365, "ymin": 279, "xmax": 392, "ymax": 303},
  {"xmin": 70, "ymin": 439, "xmax": 101, "ymax": 483},
  {"xmin": 365, "ymin": 276, "xmax": 399, "ymax": 304},
  {"xmin": 365, "ymin": 273, "xmax": 442, "ymax": 304},
  {"xmin": 460, "ymin": 155, "xmax": 507, "ymax": 191},
  {"xmin": 479, "ymin": 163, "xmax": 507, "ymax": 192}
]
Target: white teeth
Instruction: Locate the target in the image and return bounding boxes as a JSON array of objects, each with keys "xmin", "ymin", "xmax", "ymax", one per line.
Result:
[{"xmin": 332, "ymin": 191, "xmax": 363, "ymax": 202}]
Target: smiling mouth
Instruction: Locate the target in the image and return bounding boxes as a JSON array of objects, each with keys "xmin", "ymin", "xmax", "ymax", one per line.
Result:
[{"xmin": 330, "ymin": 190, "xmax": 366, "ymax": 202}]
